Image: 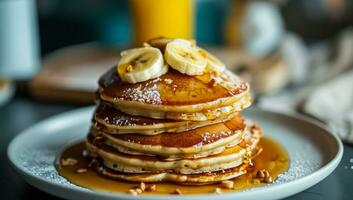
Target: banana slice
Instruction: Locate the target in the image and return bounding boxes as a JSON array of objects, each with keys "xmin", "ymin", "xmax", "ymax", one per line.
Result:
[
  {"xmin": 164, "ymin": 39, "xmax": 206, "ymax": 76},
  {"xmin": 197, "ymin": 48, "xmax": 226, "ymax": 74},
  {"xmin": 117, "ymin": 47, "xmax": 167, "ymax": 84},
  {"xmin": 145, "ymin": 37, "xmax": 173, "ymax": 52}
]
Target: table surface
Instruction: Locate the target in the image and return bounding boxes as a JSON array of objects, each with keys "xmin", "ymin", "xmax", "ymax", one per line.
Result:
[{"xmin": 1, "ymin": 97, "xmax": 352, "ymax": 200}]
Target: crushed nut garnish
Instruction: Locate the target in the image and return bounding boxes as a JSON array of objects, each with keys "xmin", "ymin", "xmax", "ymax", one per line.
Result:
[
  {"xmin": 171, "ymin": 189, "xmax": 182, "ymax": 195},
  {"xmin": 221, "ymin": 74, "xmax": 228, "ymax": 79},
  {"xmin": 255, "ymin": 170, "xmax": 265, "ymax": 178},
  {"xmin": 139, "ymin": 182, "xmax": 146, "ymax": 191},
  {"xmin": 81, "ymin": 149, "xmax": 89, "ymax": 158},
  {"xmin": 61, "ymin": 158, "xmax": 78, "ymax": 166},
  {"xmin": 128, "ymin": 189, "xmax": 138, "ymax": 196},
  {"xmin": 214, "ymin": 187, "xmax": 222, "ymax": 194},
  {"xmin": 88, "ymin": 158, "xmax": 98, "ymax": 167},
  {"xmin": 75, "ymin": 168, "xmax": 88, "ymax": 174},
  {"xmin": 126, "ymin": 65, "xmax": 134, "ymax": 72},
  {"xmin": 254, "ymin": 169, "xmax": 273, "ymax": 183},
  {"xmin": 221, "ymin": 180, "xmax": 234, "ymax": 189},
  {"xmin": 264, "ymin": 176, "xmax": 273, "ymax": 183},
  {"xmin": 143, "ymin": 42, "xmax": 151, "ymax": 47},
  {"xmin": 164, "ymin": 78, "xmax": 173, "ymax": 84},
  {"xmin": 252, "ymin": 179, "xmax": 261, "ymax": 184},
  {"xmin": 210, "ymin": 79, "xmax": 217, "ymax": 87},
  {"xmin": 135, "ymin": 188, "xmax": 143, "ymax": 194},
  {"xmin": 146, "ymin": 184, "xmax": 156, "ymax": 192}
]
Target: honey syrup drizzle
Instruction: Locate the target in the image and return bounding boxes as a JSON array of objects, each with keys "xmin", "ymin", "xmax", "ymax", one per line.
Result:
[{"xmin": 57, "ymin": 137, "xmax": 288, "ymax": 195}]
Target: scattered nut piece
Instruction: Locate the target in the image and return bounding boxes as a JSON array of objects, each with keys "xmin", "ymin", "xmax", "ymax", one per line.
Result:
[
  {"xmin": 221, "ymin": 180, "xmax": 234, "ymax": 189},
  {"xmin": 135, "ymin": 188, "xmax": 143, "ymax": 194},
  {"xmin": 264, "ymin": 176, "xmax": 273, "ymax": 183},
  {"xmin": 253, "ymin": 178, "xmax": 261, "ymax": 184},
  {"xmin": 75, "ymin": 168, "xmax": 88, "ymax": 174},
  {"xmin": 139, "ymin": 182, "xmax": 146, "ymax": 191},
  {"xmin": 214, "ymin": 187, "xmax": 222, "ymax": 194},
  {"xmin": 263, "ymin": 170, "xmax": 270, "ymax": 178},
  {"xmin": 88, "ymin": 159, "xmax": 97, "ymax": 167},
  {"xmin": 171, "ymin": 189, "xmax": 182, "ymax": 195},
  {"xmin": 128, "ymin": 189, "xmax": 138, "ymax": 196},
  {"xmin": 61, "ymin": 158, "xmax": 78, "ymax": 166},
  {"xmin": 164, "ymin": 78, "xmax": 173, "ymax": 84},
  {"xmin": 143, "ymin": 42, "xmax": 151, "ymax": 47},
  {"xmin": 146, "ymin": 184, "xmax": 156, "ymax": 192},
  {"xmin": 210, "ymin": 79, "xmax": 217, "ymax": 87},
  {"xmin": 221, "ymin": 74, "xmax": 228, "ymax": 79},
  {"xmin": 82, "ymin": 150, "xmax": 88, "ymax": 158},
  {"xmin": 126, "ymin": 65, "xmax": 134, "ymax": 72},
  {"xmin": 256, "ymin": 170, "xmax": 265, "ymax": 178}
]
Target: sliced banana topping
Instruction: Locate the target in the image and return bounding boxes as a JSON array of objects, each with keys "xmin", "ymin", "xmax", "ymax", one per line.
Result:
[
  {"xmin": 146, "ymin": 37, "xmax": 197, "ymax": 53},
  {"xmin": 145, "ymin": 37, "xmax": 174, "ymax": 52},
  {"xmin": 117, "ymin": 47, "xmax": 167, "ymax": 84},
  {"xmin": 164, "ymin": 39, "xmax": 207, "ymax": 76},
  {"xmin": 198, "ymin": 48, "xmax": 226, "ymax": 74}
]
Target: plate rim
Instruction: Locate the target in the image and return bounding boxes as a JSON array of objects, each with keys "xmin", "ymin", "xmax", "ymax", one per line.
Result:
[{"xmin": 7, "ymin": 106, "xmax": 344, "ymax": 200}]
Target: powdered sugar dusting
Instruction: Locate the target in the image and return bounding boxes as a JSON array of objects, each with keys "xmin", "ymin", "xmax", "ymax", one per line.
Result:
[{"xmin": 118, "ymin": 79, "xmax": 162, "ymax": 104}]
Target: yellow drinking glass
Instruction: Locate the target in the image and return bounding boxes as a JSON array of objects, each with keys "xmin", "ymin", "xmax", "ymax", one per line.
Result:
[{"xmin": 130, "ymin": 0, "xmax": 194, "ymax": 45}]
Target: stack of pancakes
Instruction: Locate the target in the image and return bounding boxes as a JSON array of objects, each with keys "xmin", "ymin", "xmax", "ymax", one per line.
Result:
[{"xmin": 86, "ymin": 62, "xmax": 262, "ymax": 185}]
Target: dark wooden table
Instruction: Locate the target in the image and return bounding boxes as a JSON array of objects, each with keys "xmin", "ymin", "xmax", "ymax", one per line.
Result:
[{"xmin": 1, "ymin": 97, "xmax": 352, "ymax": 199}]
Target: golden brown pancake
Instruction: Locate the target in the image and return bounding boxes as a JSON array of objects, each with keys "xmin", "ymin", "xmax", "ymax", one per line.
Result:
[
  {"xmin": 98, "ymin": 67, "xmax": 251, "ymax": 120},
  {"xmin": 95, "ymin": 161, "xmax": 248, "ymax": 185},
  {"xmin": 86, "ymin": 121, "xmax": 262, "ymax": 175},
  {"xmin": 94, "ymin": 101, "xmax": 240, "ymax": 135},
  {"xmin": 91, "ymin": 114, "xmax": 246, "ymax": 157}
]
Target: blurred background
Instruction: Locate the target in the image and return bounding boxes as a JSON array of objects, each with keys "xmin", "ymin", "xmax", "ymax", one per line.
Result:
[{"xmin": 0, "ymin": 0, "xmax": 353, "ymax": 142}]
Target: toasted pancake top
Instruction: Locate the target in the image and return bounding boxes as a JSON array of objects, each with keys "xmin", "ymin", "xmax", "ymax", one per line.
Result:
[
  {"xmin": 99, "ymin": 67, "xmax": 248, "ymax": 106},
  {"xmin": 97, "ymin": 114, "xmax": 245, "ymax": 148}
]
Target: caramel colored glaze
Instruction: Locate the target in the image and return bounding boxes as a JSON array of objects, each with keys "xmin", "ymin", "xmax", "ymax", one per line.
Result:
[
  {"xmin": 104, "ymin": 114, "xmax": 244, "ymax": 147},
  {"xmin": 99, "ymin": 67, "xmax": 248, "ymax": 106},
  {"xmin": 95, "ymin": 101, "xmax": 177, "ymax": 126},
  {"xmin": 57, "ymin": 137, "xmax": 289, "ymax": 195}
]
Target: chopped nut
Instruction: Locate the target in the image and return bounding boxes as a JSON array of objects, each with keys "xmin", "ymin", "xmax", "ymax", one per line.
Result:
[
  {"xmin": 171, "ymin": 189, "xmax": 182, "ymax": 195},
  {"xmin": 128, "ymin": 189, "xmax": 138, "ymax": 196},
  {"xmin": 126, "ymin": 65, "xmax": 134, "ymax": 72},
  {"xmin": 214, "ymin": 187, "xmax": 222, "ymax": 194},
  {"xmin": 75, "ymin": 168, "xmax": 88, "ymax": 174},
  {"xmin": 88, "ymin": 159, "xmax": 97, "ymax": 167},
  {"xmin": 146, "ymin": 184, "xmax": 156, "ymax": 192},
  {"xmin": 143, "ymin": 42, "xmax": 151, "ymax": 47},
  {"xmin": 221, "ymin": 180, "xmax": 234, "ymax": 189},
  {"xmin": 255, "ymin": 170, "xmax": 265, "ymax": 178},
  {"xmin": 82, "ymin": 150, "xmax": 88, "ymax": 158},
  {"xmin": 164, "ymin": 78, "xmax": 173, "ymax": 84},
  {"xmin": 221, "ymin": 74, "xmax": 228, "ymax": 79},
  {"xmin": 263, "ymin": 170, "xmax": 270, "ymax": 178},
  {"xmin": 61, "ymin": 158, "xmax": 78, "ymax": 166},
  {"xmin": 139, "ymin": 182, "xmax": 146, "ymax": 191},
  {"xmin": 252, "ymin": 179, "xmax": 261, "ymax": 185},
  {"xmin": 210, "ymin": 79, "xmax": 217, "ymax": 87},
  {"xmin": 264, "ymin": 176, "xmax": 273, "ymax": 183},
  {"xmin": 135, "ymin": 188, "xmax": 143, "ymax": 194}
]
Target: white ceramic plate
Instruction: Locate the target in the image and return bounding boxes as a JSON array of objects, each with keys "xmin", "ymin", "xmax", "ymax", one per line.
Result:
[{"xmin": 7, "ymin": 107, "xmax": 343, "ymax": 200}]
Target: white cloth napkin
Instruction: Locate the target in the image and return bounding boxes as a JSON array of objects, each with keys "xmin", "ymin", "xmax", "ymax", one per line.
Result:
[{"xmin": 259, "ymin": 28, "xmax": 353, "ymax": 143}]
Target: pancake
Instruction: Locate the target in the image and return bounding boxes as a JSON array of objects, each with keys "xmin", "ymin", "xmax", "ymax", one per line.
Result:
[
  {"xmin": 86, "ymin": 121, "xmax": 262, "ymax": 175},
  {"xmin": 91, "ymin": 114, "xmax": 246, "ymax": 157},
  {"xmin": 94, "ymin": 101, "xmax": 240, "ymax": 135},
  {"xmin": 100, "ymin": 139, "xmax": 240, "ymax": 160},
  {"xmin": 98, "ymin": 67, "xmax": 252, "ymax": 120},
  {"xmin": 95, "ymin": 162, "xmax": 247, "ymax": 185}
]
